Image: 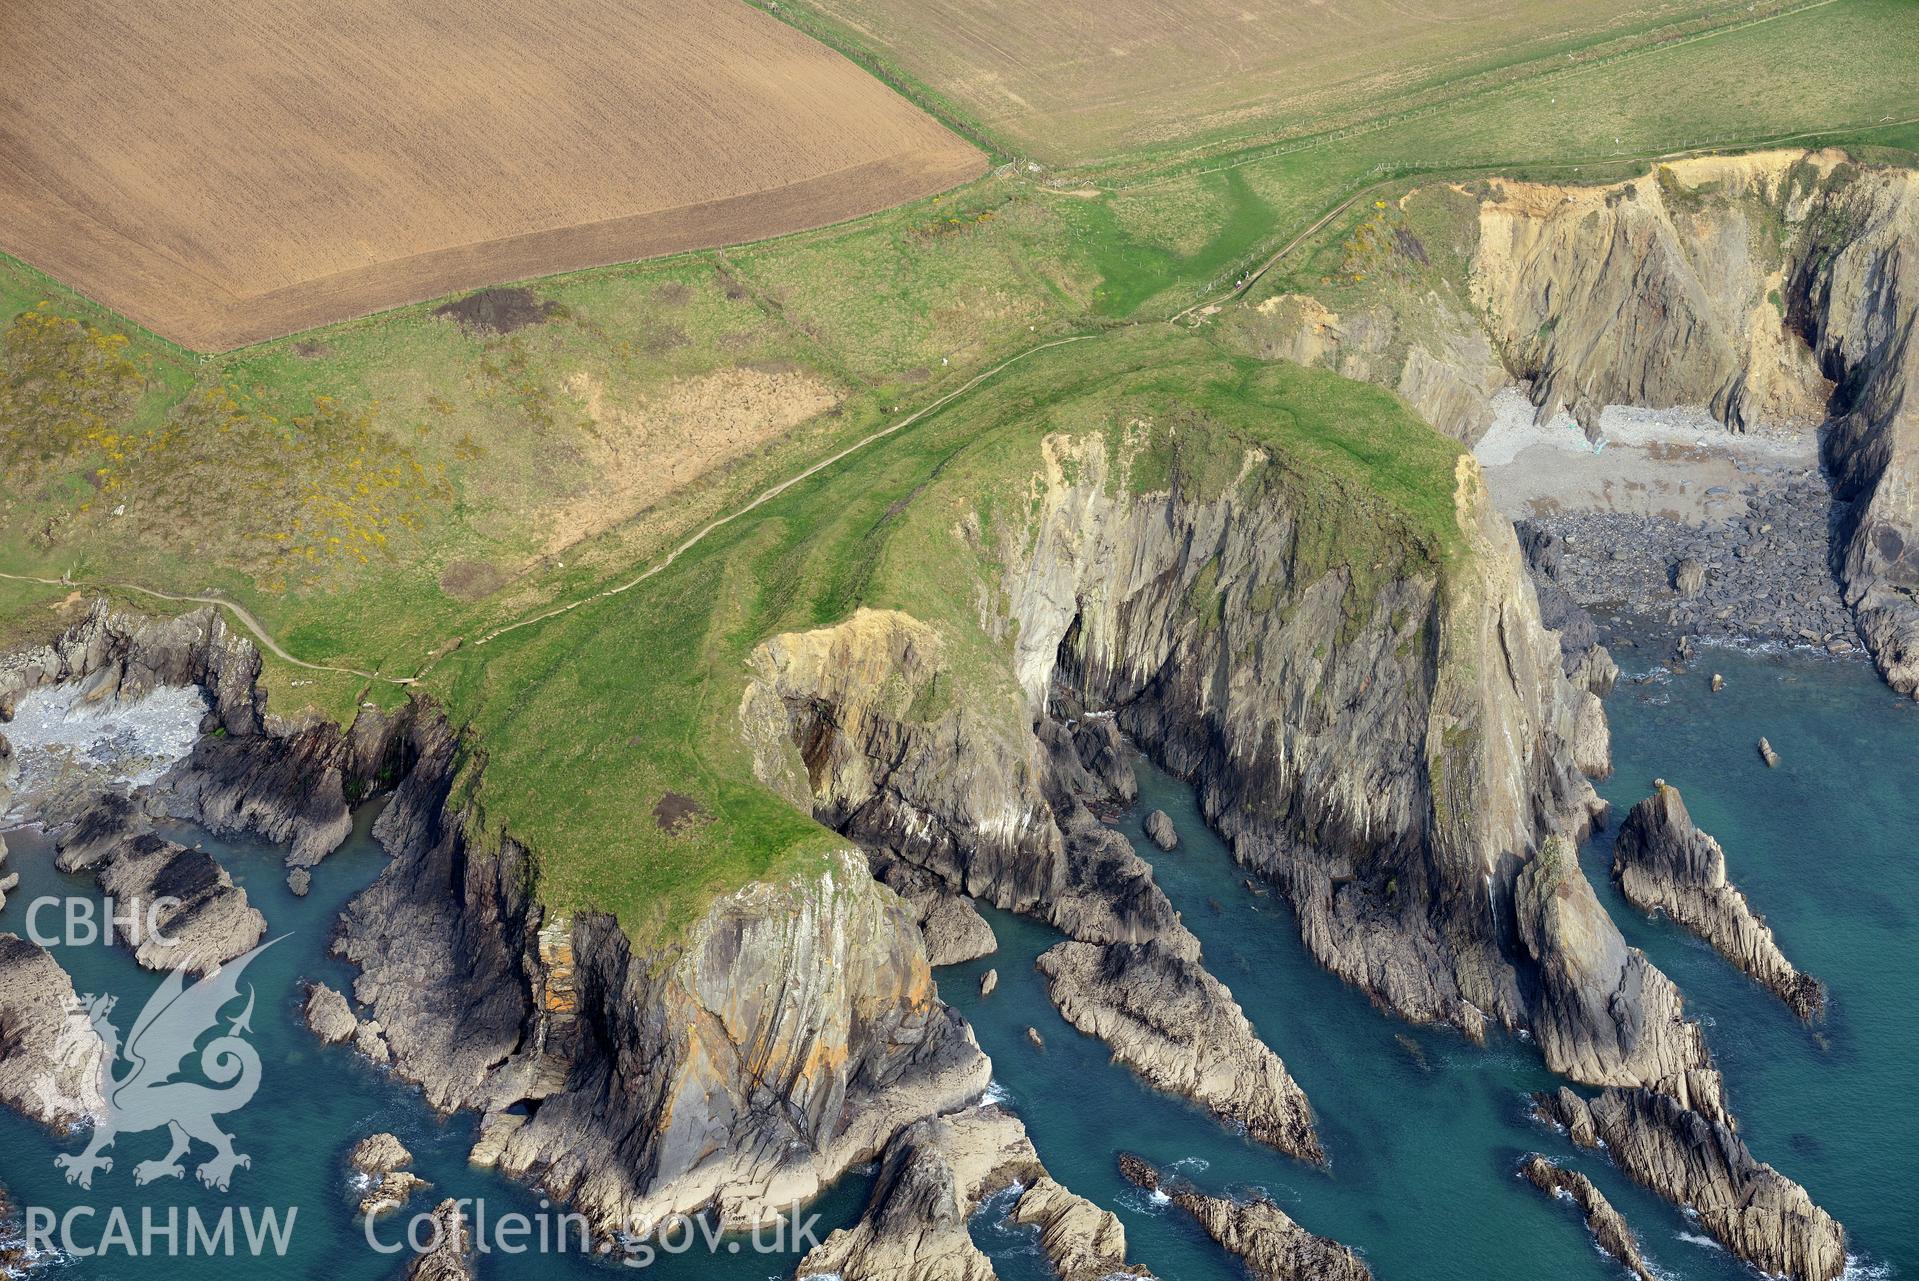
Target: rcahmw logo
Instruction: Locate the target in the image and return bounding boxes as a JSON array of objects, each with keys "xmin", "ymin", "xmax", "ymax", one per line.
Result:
[{"xmin": 24, "ymin": 938, "xmax": 299, "ymax": 1258}]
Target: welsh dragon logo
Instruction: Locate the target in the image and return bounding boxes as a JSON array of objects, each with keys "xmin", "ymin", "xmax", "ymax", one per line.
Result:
[{"xmin": 51, "ymin": 938, "xmax": 280, "ymax": 1192}]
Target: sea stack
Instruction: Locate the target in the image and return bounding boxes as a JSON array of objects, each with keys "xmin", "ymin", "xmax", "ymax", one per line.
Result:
[{"xmin": 1613, "ymin": 783, "xmax": 1825, "ymax": 1019}]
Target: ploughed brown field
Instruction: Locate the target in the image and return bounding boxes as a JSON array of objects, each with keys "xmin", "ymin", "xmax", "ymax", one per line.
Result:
[
  {"xmin": 0, "ymin": 0, "xmax": 985, "ymax": 350},
  {"xmin": 789, "ymin": 0, "xmax": 1780, "ymax": 163}
]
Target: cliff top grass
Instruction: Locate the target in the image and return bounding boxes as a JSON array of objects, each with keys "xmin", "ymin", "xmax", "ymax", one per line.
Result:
[
  {"xmin": 1, "ymin": 0, "xmax": 1916, "ymax": 936},
  {"xmin": 425, "ymin": 326, "xmax": 1464, "ymax": 937}
]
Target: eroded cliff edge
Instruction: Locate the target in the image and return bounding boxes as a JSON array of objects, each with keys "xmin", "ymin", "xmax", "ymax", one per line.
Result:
[
  {"xmin": 735, "ymin": 417, "xmax": 1842, "ymax": 1278},
  {"xmin": 1242, "ymin": 149, "xmax": 1919, "ymax": 698}
]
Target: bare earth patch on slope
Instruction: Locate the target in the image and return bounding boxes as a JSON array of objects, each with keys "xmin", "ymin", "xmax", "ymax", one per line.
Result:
[{"xmin": 544, "ymin": 366, "xmax": 842, "ymax": 556}]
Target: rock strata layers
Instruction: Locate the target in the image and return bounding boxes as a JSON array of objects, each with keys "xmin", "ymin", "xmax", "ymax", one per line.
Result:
[
  {"xmin": 739, "ymin": 604, "xmax": 1318, "ymax": 1156},
  {"xmin": 0, "ymin": 934, "xmax": 106, "ymax": 1132},
  {"xmin": 1614, "ymin": 785, "xmax": 1824, "ymax": 1019},
  {"xmin": 1536, "ymin": 1086, "xmax": 1844, "ymax": 1281},
  {"xmin": 1473, "ymin": 151, "xmax": 1919, "ymax": 695},
  {"xmin": 1038, "ymin": 940, "xmax": 1322, "ymax": 1163},
  {"xmin": 337, "ymin": 712, "xmax": 990, "ymax": 1234},
  {"xmin": 53, "ymin": 790, "xmax": 264, "ymax": 974},
  {"xmin": 1519, "ymin": 1154, "xmax": 1654, "ymax": 1281},
  {"xmin": 800, "ymin": 1107, "xmax": 1149, "ymax": 1281},
  {"xmin": 1117, "ymin": 1154, "xmax": 1371, "ymax": 1281}
]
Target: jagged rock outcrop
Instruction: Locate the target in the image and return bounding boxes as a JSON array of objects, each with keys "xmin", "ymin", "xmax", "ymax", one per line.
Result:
[
  {"xmin": 1512, "ymin": 520, "xmax": 1617, "ymax": 702},
  {"xmin": 1038, "ymin": 940, "xmax": 1322, "ymax": 1163},
  {"xmin": 1004, "ymin": 436, "xmax": 1605, "ymax": 1041},
  {"xmin": 741, "ymin": 605, "xmax": 1320, "ymax": 1158},
  {"xmin": 871, "ymin": 856, "xmax": 998, "ymax": 966},
  {"xmin": 1143, "ymin": 810, "xmax": 1178, "ymax": 851},
  {"xmin": 1117, "ymin": 1153, "xmax": 1371, "ymax": 1281},
  {"xmin": 0, "ymin": 934, "xmax": 106, "ymax": 1132},
  {"xmin": 0, "ymin": 601, "xmax": 260, "ymax": 734},
  {"xmin": 1518, "ymin": 1154, "xmax": 1654, "ymax": 1281},
  {"xmin": 1473, "ymin": 151, "xmax": 1919, "ymax": 696},
  {"xmin": 51, "ymin": 790, "xmax": 264, "ymax": 974},
  {"xmin": 1514, "ymin": 836, "xmax": 1712, "ymax": 1091},
  {"xmin": 403, "ymin": 1200, "xmax": 472, "ymax": 1281},
  {"xmin": 338, "ymin": 714, "xmax": 989, "ymax": 1234},
  {"xmin": 1614, "ymin": 785, "xmax": 1825, "ymax": 1019},
  {"xmin": 1536, "ymin": 1086, "xmax": 1844, "ymax": 1281},
  {"xmin": 799, "ymin": 1106, "xmax": 1150, "ymax": 1281},
  {"xmin": 350, "ymin": 1133, "xmax": 427, "ymax": 1216},
  {"xmin": 0, "ymin": 599, "xmax": 410, "ymax": 865}
]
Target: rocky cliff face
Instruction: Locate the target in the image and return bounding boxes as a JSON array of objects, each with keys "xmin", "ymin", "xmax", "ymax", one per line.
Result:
[
  {"xmin": 0, "ymin": 600, "xmax": 404, "ymax": 866},
  {"xmin": 1614, "ymin": 784, "xmax": 1825, "ymax": 1019},
  {"xmin": 1472, "ymin": 150, "xmax": 1919, "ymax": 694},
  {"xmin": 1001, "ymin": 435, "xmax": 1603, "ymax": 1041},
  {"xmin": 739, "ymin": 603, "xmax": 1325, "ymax": 1162},
  {"xmin": 0, "ymin": 934, "xmax": 106, "ymax": 1132},
  {"xmin": 338, "ymin": 713, "xmax": 988, "ymax": 1234},
  {"xmin": 738, "ymin": 426, "xmax": 1851, "ymax": 1278}
]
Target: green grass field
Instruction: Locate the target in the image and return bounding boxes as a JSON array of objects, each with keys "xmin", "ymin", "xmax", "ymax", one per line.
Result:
[{"xmin": 3, "ymin": 0, "xmax": 1917, "ymax": 936}]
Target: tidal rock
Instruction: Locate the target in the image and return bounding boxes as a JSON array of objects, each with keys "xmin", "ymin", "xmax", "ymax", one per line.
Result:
[
  {"xmin": 1519, "ymin": 1154, "xmax": 1654, "ymax": 1281},
  {"xmin": 1711, "ymin": 672, "xmax": 1725, "ymax": 692},
  {"xmin": 53, "ymin": 791, "xmax": 265, "ymax": 975},
  {"xmin": 1116, "ymin": 1153, "xmax": 1370, "ymax": 1281},
  {"xmin": 1038, "ymin": 940, "xmax": 1322, "ymax": 1164},
  {"xmin": 304, "ymin": 983, "xmax": 359, "ymax": 1045},
  {"xmin": 1614, "ymin": 785, "xmax": 1825, "ymax": 1019},
  {"xmin": 800, "ymin": 1108, "xmax": 1150, "ymax": 1281},
  {"xmin": 979, "ymin": 969, "xmax": 999, "ymax": 997},
  {"xmin": 0, "ymin": 934, "xmax": 106, "ymax": 1131},
  {"xmin": 1535, "ymin": 1086, "xmax": 1844, "ymax": 1281},
  {"xmin": 403, "ymin": 1199, "xmax": 472, "ymax": 1281},
  {"xmin": 287, "ymin": 868, "xmax": 312, "ymax": 897},
  {"xmin": 350, "ymin": 1133, "xmax": 427, "ymax": 1216},
  {"xmin": 1758, "ymin": 737, "xmax": 1781, "ymax": 767},
  {"xmin": 351, "ymin": 1132, "xmax": 414, "ymax": 1176},
  {"xmin": 1026, "ymin": 1026, "xmax": 1046, "ymax": 1050},
  {"xmin": 1142, "ymin": 810, "xmax": 1178, "ymax": 851}
]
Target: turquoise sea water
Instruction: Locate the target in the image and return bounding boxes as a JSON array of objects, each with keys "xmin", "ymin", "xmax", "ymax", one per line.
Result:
[
  {"xmin": 1, "ymin": 631, "xmax": 1911, "ymax": 1278},
  {"xmin": 944, "ymin": 632, "xmax": 1915, "ymax": 1281}
]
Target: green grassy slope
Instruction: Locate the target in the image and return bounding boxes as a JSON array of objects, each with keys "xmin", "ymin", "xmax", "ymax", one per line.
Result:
[{"xmin": 1, "ymin": 0, "xmax": 1915, "ymax": 934}]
